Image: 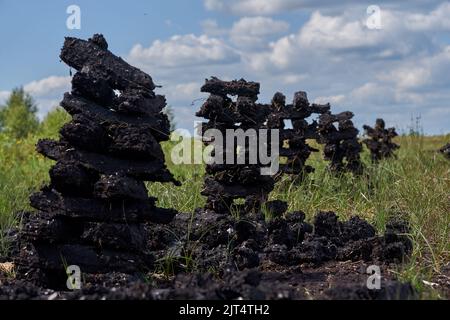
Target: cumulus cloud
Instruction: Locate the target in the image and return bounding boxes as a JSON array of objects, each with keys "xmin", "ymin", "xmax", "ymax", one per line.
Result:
[
  {"xmin": 34, "ymin": 99, "xmax": 62, "ymax": 119},
  {"xmin": 299, "ymin": 12, "xmax": 378, "ymax": 50},
  {"xmin": 0, "ymin": 76, "xmax": 71, "ymax": 120},
  {"xmin": 378, "ymin": 46, "xmax": 450, "ymax": 91},
  {"xmin": 201, "ymin": 16, "xmax": 289, "ymax": 50},
  {"xmin": 0, "ymin": 91, "xmax": 10, "ymax": 105},
  {"xmin": 137, "ymin": 1, "xmax": 450, "ymax": 134},
  {"xmin": 238, "ymin": 3, "xmax": 450, "ymax": 134},
  {"xmin": 252, "ymin": 7, "xmax": 440, "ymax": 73},
  {"xmin": 204, "ymin": 0, "xmax": 328, "ymax": 15},
  {"xmin": 3, "ymin": 2, "xmax": 449, "ymax": 134},
  {"xmin": 230, "ymin": 17, "xmax": 289, "ymax": 49},
  {"xmin": 171, "ymin": 105, "xmax": 203, "ymax": 134},
  {"xmin": 345, "ymin": 43, "xmax": 450, "ymax": 132},
  {"xmin": 163, "ymin": 82, "xmax": 203, "ymax": 103},
  {"xmin": 379, "ymin": 67, "xmax": 432, "ymax": 90},
  {"xmin": 20, "ymin": 76, "xmax": 71, "ymax": 119},
  {"xmin": 23, "ymin": 76, "xmax": 71, "ymax": 97},
  {"xmin": 314, "ymin": 95, "xmax": 346, "ymax": 105},
  {"xmin": 203, "ymin": 0, "xmax": 443, "ymax": 16},
  {"xmin": 201, "ymin": 19, "xmax": 228, "ymax": 37},
  {"xmin": 405, "ymin": 2, "xmax": 450, "ymax": 31},
  {"xmin": 281, "ymin": 74, "xmax": 309, "ymax": 85},
  {"xmin": 351, "ymin": 83, "xmax": 384, "ymax": 101},
  {"xmin": 128, "ymin": 34, "xmax": 240, "ymax": 69}
]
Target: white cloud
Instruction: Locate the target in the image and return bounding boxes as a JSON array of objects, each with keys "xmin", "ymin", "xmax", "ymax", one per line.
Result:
[
  {"xmin": 174, "ymin": 82, "xmax": 200, "ymax": 98},
  {"xmin": 351, "ymin": 83, "xmax": 383, "ymax": 101},
  {"xmin": 405, "ymin": 2, "xmax": 450, "ymax": 31},
  {"xmin": 20, "ymin": 76, "xmax": 71, "ymax": 120},
  {"xmin": 23, "ymin": 76, "xmax": 71, "ymax": 97},
  {"xmin": 171, "ymin": 105, "xmax": 203, "ymax": 132},
  {"xmin": 204, "ymin": 0, "xmax": 326, "ymax": 15},
  {"xmin": 0, "ymin": 91, "xmax": 10, "ymax": 105},
  {"xmin": 377, "ymin": 46, "xmax": 450, "ymax": 90},
  {"xmin": 255, "ymin": 9, "xmax": 435, "ymax": 72},
  {"xmin": 139, "ymin": 3, "xmax": 450, "ymax": 134},
  {"xmin": 230, "ymin": 17, "xmax": 289, "ymax": 49},
  {"xmin": 128, "ymin": 34, "xmax": 240, "ymax": 69},
  {"xmin": 4, "ymin": 2, "xmax": 449, "ymax": 134},
  {"xmin": 203, "ymin": 0, "xmax": 443, "ymax": 16},
  {"xmin": 34, "ymin": 99, "xmax": 61, "ymax": 119},
  {"xmin": 379, "ymin": 67, "xmax": 432, "ymax": 90},
  {"xmin": 204, "ymin": 0, "xmax": 226, "ymax": 12},
  {"xmin": 314, "ymin": 94, "xmax": 346, "ymax": 105},
  {"xmin": 201, "ymin": 19, "xmax": 228, "ymax": 37},
  {"xmin": 247, "ymin": 3, "xmax": 450, "ymax": 77},
  {"xmin": 163, "ymin": 82, "xmax": 203, "ymax": 103},
  {"xmin": 282, "ymin": 74, "xmax": 309, "ymax": 84},
  {"xmin": 237, "ymin": 4, "xmax": 450, "ymax": 134},
  {"xmin": 298, "ymin": 12, "xmax": 378, "ymax": 50},
  {"xmin": 346, "ymin": 51, "xmax": 450, "ymax": 129},
  {"xmin": 349, "ymin": 82, "xmax": 403, "ymax": 108},
  {"xmin": 0, "ymin": 76, "xmax": 71, "ymax": 119}
]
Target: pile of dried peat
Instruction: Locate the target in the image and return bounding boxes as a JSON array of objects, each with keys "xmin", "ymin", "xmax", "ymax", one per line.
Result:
[
  {"xmin": 2, "ymin": 209, "xmax": 416, "ymax": 300},
  {"xmin": 363, "ymin": 119, "xmax": 400, "ymax": 162},
  {"xmin": 317, "ymin": 111, "xmax": 363, "ymax": 174},
  {"xmin": 196, "ymin": 77, "xmax": 274, "ymax": 214},
  {"xmin": 13, "ymin": 34, "xmax": 178, "ymax": 288},
  {"xmin": 267, "ymin": 91, "xmax": 329, "ymax": 182}
]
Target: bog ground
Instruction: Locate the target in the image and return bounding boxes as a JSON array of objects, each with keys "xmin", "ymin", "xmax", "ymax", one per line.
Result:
[{"xmin": 0, "ymin": 114, "xmax": 449, "ymax": 298}]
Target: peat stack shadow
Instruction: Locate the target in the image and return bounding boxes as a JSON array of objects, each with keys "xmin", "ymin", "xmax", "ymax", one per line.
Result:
[
  {"xmin": 14, "ymin": 34, "xmax": 178, "ymax": 288},
  {"xmin": 267, "ymin": 91, "xmax": 330, "ymax": 182},
  {"xmin": 196, "ymin": 77, "xmax": 274, "ymax": 215},
  {"xmin": 363, "ymin": 119, "xmax": 400, "ymax": 162},
  {"xmin": 317, "ymin": 111, "xmax": 363, "ymax": 174}
]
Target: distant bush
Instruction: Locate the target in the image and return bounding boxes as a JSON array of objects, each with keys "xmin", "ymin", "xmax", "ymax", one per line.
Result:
[{"xmin": 39, "ymin": 107, "xmax": 71, "ymax": 139}]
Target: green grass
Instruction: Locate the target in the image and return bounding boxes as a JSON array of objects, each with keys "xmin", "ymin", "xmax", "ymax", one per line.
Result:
[{"xmin": 0, "ymin": 129, "xmax": 449, "ymax": 299}]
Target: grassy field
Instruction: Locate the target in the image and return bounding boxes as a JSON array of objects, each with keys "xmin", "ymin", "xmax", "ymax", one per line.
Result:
[{"xmin": 0, "ymin": 121, "xmax": 449, "ymax": 299}]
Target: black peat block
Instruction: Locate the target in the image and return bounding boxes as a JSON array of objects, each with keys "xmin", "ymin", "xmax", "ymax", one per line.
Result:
[
  {"xmin": 317, "ymin": 111, "xmax": 363, "ymax": 174},
  {"xmin": 14, "ymin": 34, "xmax": 178, "ymax": 288},
  {"xmin": 166, "ymin": 208, "xmax": 413, "ymax": 277},
  {"xmin": 440, "ymin": 143, "xmax": 450, "ymax": 159},
  {"xmin": 267, "ymin": 91, "xmax": 329, "ymax": 182},
  {"xmin": 363, "ymin": 119, "xmax": 400, "ymax": 162},
  {"xmin": 197, "ymin": 77, "xmax": 275, "ymax": 214}
]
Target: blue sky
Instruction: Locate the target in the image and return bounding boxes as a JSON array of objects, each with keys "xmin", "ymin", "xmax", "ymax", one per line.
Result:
[{"xmin": 1, "ymin": 0, "xmax": 449, "ymax": 134}]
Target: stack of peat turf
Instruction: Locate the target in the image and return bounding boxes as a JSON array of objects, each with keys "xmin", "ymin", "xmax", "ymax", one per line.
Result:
[
  {"xmin": 15, "ymin": 34, "xmax": 178, "ymax": 288},
  {"xmin": 196, "ymin": 77, "xmax": 274, "ymax": 214},
  {"xmin": 317, "ymin": 111, "xmax": 363, "ymax": 174},
  {"xmin": 267, "ymin": 91, "xmax": 330, "ymax": 182},
  {"xmin": 363, "ymin": 119, "xmax": 400, "ymax": 162}
]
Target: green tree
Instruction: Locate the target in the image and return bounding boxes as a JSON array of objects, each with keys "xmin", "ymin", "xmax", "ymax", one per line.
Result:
[
  {"xmin": 39, "ymin": 107, "xmax": 71, "ymax": 139},
  {"xmin": 0, "ymin": 88, "xmax": 39, "ymax": 139}
]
